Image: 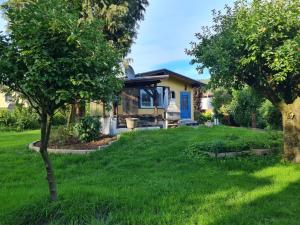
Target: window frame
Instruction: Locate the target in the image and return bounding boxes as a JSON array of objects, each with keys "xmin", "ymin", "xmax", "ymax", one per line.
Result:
[
  {"xmin": 170, "ymin": 91, "xmax": 176, "ymax": 99},
  {"xmin": 139, "ymin": 86, "xmax": 165, "ymax": 109}
]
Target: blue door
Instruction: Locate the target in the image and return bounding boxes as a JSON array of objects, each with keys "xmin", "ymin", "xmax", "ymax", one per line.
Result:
[{"xmin": 180, "ymin": 92, "xmax": 191, "ymax": 119}]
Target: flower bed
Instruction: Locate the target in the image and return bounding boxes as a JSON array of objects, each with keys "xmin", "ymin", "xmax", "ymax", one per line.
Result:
[{"xmin": 29, "ymin": 135, "xmax": 119, "ymax": 154}]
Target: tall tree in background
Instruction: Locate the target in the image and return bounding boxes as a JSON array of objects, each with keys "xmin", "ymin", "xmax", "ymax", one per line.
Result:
[
  {"xmin": 0, "ymin": 0, "xmax": 122, "ymax": 200},
  {"xmin": 188, "ymin": 0, "xmax": 300, "ymax": 162},
  {"xmin": 81, "ymin": 0, "xmax": 149, "ymax": 56}
]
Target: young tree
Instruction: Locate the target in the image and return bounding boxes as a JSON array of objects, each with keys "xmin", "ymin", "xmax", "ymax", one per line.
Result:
[
  {"xmin": 0, "ymin": 0, "xmax": 122, "ymax": 200},
  {"xmin": 188, "ymin": 0, "xmax": 300, "ymax": 162}
]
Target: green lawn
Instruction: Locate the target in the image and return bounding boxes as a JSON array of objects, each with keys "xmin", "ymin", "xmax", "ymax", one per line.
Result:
[{"xmin": 0, "ymin": 126, "xmax": 299, "ymax": 225}]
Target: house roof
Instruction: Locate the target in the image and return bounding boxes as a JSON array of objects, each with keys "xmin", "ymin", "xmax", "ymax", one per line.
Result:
[
  {"xmin": 124, "ymin": 75, "xmax": 169, "ymax": 88},
  {"xmin": 135, "ymin": 69, "xmax": 204, "ymax": 88}
]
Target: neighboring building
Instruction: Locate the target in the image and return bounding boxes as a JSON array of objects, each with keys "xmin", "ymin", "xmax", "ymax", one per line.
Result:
[
  {"xmin": 0, "ymin": 92, "xmax": 15, "ymax": 110},
  {"xmin": 201, "ymin": 90, "xmax": 213, "ymax": 112},
  {"xmin": 90, "ymin": 68, "xmax": 204, "ymax": 127},
  {"xmin": 199, "ymin": 79, "xmax": 214, "ymax": 113},
  {"xmin": 0, "ymin": 89, "xmax": 28, "ymax": 110}
]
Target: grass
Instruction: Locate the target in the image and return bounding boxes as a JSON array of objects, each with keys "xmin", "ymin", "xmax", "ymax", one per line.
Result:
[{"xmin": 0, "ymin": 126, "xmax": 299, "ymax": 225}]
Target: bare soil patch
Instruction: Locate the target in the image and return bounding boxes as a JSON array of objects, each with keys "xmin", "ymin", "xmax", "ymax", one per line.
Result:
[{"xmin": 35, "ymin": 136, "xmax": 117, "ymax": 150}]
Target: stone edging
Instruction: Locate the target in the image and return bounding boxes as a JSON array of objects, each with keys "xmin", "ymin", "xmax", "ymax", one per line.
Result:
[
  {"xmin": 28, "ymin": 135, "xmax": 120, "ymax": 155},
  {"xmin": 204, "ymin": 148, "xmax": 271, "ymax": 158}
]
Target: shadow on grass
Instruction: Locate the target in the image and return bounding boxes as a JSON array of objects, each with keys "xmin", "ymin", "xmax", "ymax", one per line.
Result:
[
  {"xmin": 2, "ymin": 128, "xmax": 295, "ymax": 225},
  {"xmin": 207, "ymin": 180, "xmax": 300, "ymax": 225},
  {"xmin": 3, "ymin": 153, "xmax": 291, "ymax": 225}
]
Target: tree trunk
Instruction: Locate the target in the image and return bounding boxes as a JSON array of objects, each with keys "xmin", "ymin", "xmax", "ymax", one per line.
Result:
[
  {"xmin": 40, "ymin": 112, "xmax": 57, "ymax": 201},
  {"xmin": 280, "ymin": 97, "xmax": 300, "ymax": 163},
  {"xmin": 68, "ymin": 100, "xmax": 86, "ymax": 125},
  {"xmin": 67, "ymin": 104, "xmax": 76, "ymax": 126},
  {"xmin": 251, "ymin": 112, "xmax": 257, "ymax": 128}
]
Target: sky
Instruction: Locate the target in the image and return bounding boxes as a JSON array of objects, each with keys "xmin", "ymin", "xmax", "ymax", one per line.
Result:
[
  {"xmin": 0, "ymin": 0, "xmax": 234, "ymax": 80},
  {"xmin": 128, "ymin": 0, "xmax": 234, "ymax": 80}
]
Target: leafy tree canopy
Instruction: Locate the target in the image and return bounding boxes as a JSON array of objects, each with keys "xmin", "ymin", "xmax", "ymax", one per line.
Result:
[
  {"xmin": 0, "ymin": 0, "xmax": 122, "ymax": 116},
  {"xmin": 188, "ymin": 0, "xmax": 300, "ymax": 106},
  {"xmin": 72, "ymin": 0, "xmax": 149, "ymax": 56}
]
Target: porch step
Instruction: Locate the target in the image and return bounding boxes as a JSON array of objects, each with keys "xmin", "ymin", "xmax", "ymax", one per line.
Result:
[{"xmin": 179, "ymin": 120, "xmax": 199, "ymax": 127}]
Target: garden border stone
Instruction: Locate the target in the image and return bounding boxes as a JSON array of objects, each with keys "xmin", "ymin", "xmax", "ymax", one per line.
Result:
[
  {"xmin": 28, "ymin": 135, "xmax": 120, "ymax": 155},
  {"xmin": 204, "ymin": 149, "xmax": 271, "ymax": 158}
]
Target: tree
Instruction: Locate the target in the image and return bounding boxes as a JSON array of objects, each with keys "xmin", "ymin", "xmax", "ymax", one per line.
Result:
[
  {"xmin": 0, "ymin": 0, "xmax": 122, "ymax": 200},
  {"xmin": 81, "ymin": 0, "xmax": 149, "ymax": 56},
  {"xmin": 187, "ymin": 0, "xmax": 300, "ymax": 162},
  {"xmin": 229, "ymin": 87, "xmax": 263, "ymax": 128}
]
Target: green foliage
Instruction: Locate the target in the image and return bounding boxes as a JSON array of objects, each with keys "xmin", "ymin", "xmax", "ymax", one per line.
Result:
[
  {"xmin": 211, "ymin": 88, "xmax": 232, "ymax": 116},
  {"xmin": 74, "ymin": 116, "xmax": 101, "ymax": 143},
  {"xmin": 52, "ymin": 111, "xmax": 68, "ymax": 126},
  {"xmin": 0, "ymin": 0, "xmax": 122, "ymax": 117},
  {"xmin": 195, "ymin": 111, "xmax": 213, "ymax": 124},
  {"xmin": 185, "ymin": 130, "xmax": 282, "ymax": 158},
  {"xmin": 188, "ymin": 0, "xmax": 300, "ymax": 105},
  {"xmin": 229, "ymin": 87, "xmax": 263, "ymax": 127},
  {"xmin": 12, "ymin": 107, "xmax": 40, "ymax": 131},
  {"xmin": 50, "ymin": 125, "xmax": 77, "ymax": 146},
  {"xmin": 0, "ymin": 109, "xmax": 15, "ymax": 127},
  {"xmin": 259, "ymin": 100, "xmax": 282, "ymax": 130},
  {"xmin": 0, "ymin": 107, "xmax": 39, "ymax": 130},
  {"xmin": 76, "ymin": 0, "xmax": 149, "ymax": 56}
]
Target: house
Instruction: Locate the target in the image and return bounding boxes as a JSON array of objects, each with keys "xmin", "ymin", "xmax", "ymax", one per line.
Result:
[
  {"xmin": 0, "ymin": 87, "xmax": 29, "ymax": 110},
  {"xmin": 0, "ymin": 92, "xmax": 15, "ymax": 110},
  {"xmin": 90, "ymin": 68, "xmax": 204, "ymax": 128},
  {"xmin": 201, "ymin": 90, "xmax": 214, "ymax": 113}
]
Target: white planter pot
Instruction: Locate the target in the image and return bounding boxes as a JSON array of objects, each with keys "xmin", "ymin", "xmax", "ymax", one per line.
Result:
[{"xmin": 126, "ymin": 118, "xmax": 138, "ymax": 130}]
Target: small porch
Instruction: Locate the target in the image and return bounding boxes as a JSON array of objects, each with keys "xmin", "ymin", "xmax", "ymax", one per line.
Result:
[{"xmin": 114, "ymin": 75, "xmax": 170, "ymax": 128}]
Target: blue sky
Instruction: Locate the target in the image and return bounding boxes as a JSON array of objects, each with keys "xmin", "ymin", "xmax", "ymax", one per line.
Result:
[
  {"xmin": 0, "ymin": 0, "xmax": 234, "ymax": 80},
  {"xmin": 129, "ymin": 0, "xmax": 234, "ymax": 80}
]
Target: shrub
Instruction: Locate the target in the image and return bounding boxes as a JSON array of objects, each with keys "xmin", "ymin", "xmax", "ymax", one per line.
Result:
[
  {"xmin": 184, "ymin": 132, "xmax": 282, "ymax": 158},
  {"xmin": 0, "ymin": 109, "xmax": 16, "ymax": 127},
  {"xmin": 259, "ymin": 100, "xmax": 282, "ymax": 130},
  {"xmin": 12, "ymin": 108, "xmax": 40, "ymax": 131},
  {"xmin": 74, "ymin": 116, "xmax": 101, "ymax": 143},
  {"xmin": 229, "ymin": 87, "xmax": 263, "ymax": 127},
  {"xmin": 50, "ymin": 125, "xmax": 77, "ymax": 146},
  {"xmin": 0, "ymin": 107, "xmax": 39, "ymax": 130},
  {"xmin": 52, "ymin": 111, "xmax": 68, "ymax": 126},
  {"xmin": 195, "ymin": 111, "xmax": 213, "ymax": 124}
]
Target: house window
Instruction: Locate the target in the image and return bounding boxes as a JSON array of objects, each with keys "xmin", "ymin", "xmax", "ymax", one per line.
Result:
[
  {"xmin": 171, "ymin": 91, "xmax": 176, "ymax": 99},
  {"xmin": 5, "ymin": 94, "xmax": 13, "ymax": 102},
  {"xmin": 140, "ymin": 87, "xmax": 164, "ymax": 108}
]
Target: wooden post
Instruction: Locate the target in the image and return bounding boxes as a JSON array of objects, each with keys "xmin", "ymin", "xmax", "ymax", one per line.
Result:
[{"xmin": 153, "ymin": 85, "xmax": 158, "ymax": 125}]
